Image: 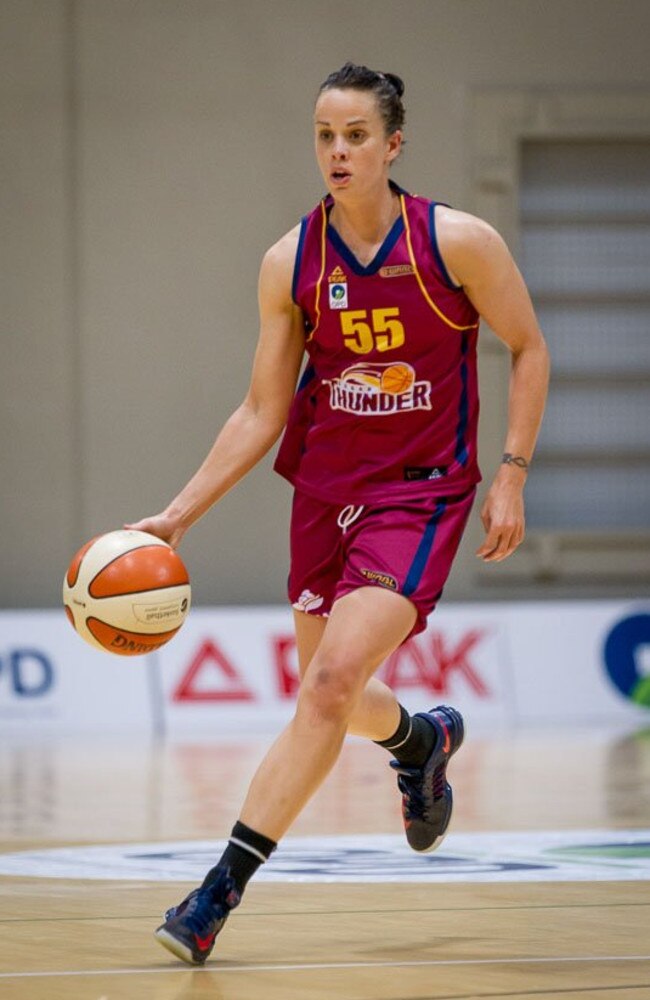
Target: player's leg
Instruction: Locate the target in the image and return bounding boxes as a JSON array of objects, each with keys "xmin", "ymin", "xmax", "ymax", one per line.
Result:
[
  {"xmin": 240, "ymin": 585, "xmax": 417, "ymax": 839},
  {"xmin": 291, "ymin": 608, "xmax": 326, "ymax": 673},
  {"xmin": 330, "ymin": 490, "xmax": 474, "ymax": 853},
  {"xmin": 291, "ymin": 596, "xmax": 463, "ymax": 855},
  {"xmin": 155, "ymin": 584, "xmax": 416, "ymax": 965},
  {"xmin": 293, "ymin": 608, "xmax": 402, "ymax": 740},
  {"xmin": 155, "ymin": 490, "xmax": 472, "ymax": 965},
  {"xmin": 289, "ymin": 489, "xmax": 472, "ymax": 856},
  {"xmin": 288, "ymin": 490, "xmax": 406, "ymax": 741}
]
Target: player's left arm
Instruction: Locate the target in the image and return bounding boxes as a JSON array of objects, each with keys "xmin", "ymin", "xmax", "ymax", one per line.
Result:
[{"xmin": 438, "ymin": 208, "xmax": 551, "ymax": 563}]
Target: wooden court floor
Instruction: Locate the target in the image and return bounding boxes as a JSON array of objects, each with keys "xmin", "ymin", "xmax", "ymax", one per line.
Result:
[{"xmin": 1, "ymin": 725, "xmax": 650, "ymax": 999}]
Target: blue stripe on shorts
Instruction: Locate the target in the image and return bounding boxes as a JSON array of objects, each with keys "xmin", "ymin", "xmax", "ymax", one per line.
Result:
[{"xmin": 403, "ymin": 500, "xmax": 448, "ymax": 598}]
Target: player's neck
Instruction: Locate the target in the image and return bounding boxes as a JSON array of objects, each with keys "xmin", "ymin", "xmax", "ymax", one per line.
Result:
[{"xmin": 329, "ymin": 181, "xmax": 400, "ymax": 248}]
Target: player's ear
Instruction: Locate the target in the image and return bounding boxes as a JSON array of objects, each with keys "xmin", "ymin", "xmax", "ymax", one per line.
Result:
[{"xmin": 385, "ymin": 130, "xmax": 403, "ymax": 164}]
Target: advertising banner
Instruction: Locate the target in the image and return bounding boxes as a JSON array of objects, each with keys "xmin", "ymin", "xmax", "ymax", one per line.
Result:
[
  {"xmin": 156, "ymin": 606, "xmax": 512, "ymax": 736},
  {"xmin": 1, "ymin": 600, "xmax": 648, "ymax": 735}
]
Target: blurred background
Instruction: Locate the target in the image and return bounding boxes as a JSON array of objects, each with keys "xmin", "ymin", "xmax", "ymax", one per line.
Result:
[
  {"xmin": 0, "ymin": 0, "xmax": 650, "ymax": 748},
  {"xmin": 1, "ymin": 0, "xmax": 649, "ymax": 737}
]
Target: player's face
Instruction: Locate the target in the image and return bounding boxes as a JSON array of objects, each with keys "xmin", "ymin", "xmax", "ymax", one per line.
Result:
[{"xmin": 314, "ymin": 88, "xmax": 402, "ymax": 198}]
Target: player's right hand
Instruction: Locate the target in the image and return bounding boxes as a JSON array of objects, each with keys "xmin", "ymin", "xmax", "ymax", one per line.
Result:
[{"xmin": 123, "ymin": 513, "xmax": 186, "ymax": 550}]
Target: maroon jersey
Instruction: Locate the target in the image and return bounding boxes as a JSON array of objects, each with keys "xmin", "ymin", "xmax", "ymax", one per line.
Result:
[{"xmin": 274, "ymin": 184, "xmax": 481, "ymax": 503}]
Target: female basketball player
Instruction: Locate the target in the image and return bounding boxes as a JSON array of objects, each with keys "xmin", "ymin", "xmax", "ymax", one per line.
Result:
[{"xmin": 128, "ymin": 63, "xmax": 550, "ymax": 965}]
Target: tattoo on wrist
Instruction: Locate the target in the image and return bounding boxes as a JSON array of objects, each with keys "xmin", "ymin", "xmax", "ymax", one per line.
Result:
[{"xmin": 502, "ymin": 453, "xmax": 530, "ymax": 471}]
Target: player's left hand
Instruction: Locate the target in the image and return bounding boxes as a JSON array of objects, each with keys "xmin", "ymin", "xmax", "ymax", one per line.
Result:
[{"xmin": 476, "ymin": 472, "xmax": 526, "ymax": 562}]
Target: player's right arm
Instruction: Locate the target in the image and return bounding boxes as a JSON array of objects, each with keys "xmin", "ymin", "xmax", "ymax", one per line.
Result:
[{"xmin": 126, "ymin": 227, "xmax": 305, "ymax": 548}]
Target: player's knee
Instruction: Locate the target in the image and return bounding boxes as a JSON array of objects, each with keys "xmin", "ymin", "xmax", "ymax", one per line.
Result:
[{"xmin": 298, "ymin": 653, "xmax": 361, "ymax": 724}]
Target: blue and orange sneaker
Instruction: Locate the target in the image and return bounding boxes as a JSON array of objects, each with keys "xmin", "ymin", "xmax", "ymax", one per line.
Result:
[
  {"xmin": 154, "ymin": 867, "xmax": 240, "ymax": 965},
  {"xmin": 390, "ymin": 705, "xmax": 464, "ymax": 853}
]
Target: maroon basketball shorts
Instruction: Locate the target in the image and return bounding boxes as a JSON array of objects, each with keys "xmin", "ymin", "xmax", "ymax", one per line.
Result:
[{"xmin": 288, "ymin": 487, "xmax": 476, "ymax": 637}]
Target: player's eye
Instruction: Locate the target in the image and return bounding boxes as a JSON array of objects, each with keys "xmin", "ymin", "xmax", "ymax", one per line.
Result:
[
  {"xmin": 318, "ymin": 130, "xmax": 333, "ymax": 142},
  {"xmin": 349, "ymin": 130, "xmax": 366, "ymax": 142}
]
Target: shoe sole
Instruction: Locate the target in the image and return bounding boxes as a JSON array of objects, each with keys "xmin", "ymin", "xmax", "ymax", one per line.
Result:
[
  {"xmin": 154, "ymin": 927, "xmax": 204, "ymax": 965},
  {"xmin": 412, "ymin": 707, "xmax": 464, "ymax": 854}
]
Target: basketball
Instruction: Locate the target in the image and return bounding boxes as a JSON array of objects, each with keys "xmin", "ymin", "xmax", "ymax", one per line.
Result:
[
  {"xmin": 380, "ymin": 363, "xmax": 415, "ymax": 394},
  {"xmin": 63, "ymin": 529, "xmax": 191, "ymax": 656}
]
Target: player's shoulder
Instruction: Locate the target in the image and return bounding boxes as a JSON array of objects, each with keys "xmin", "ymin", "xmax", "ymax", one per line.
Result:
[
  {"xmin": 261, "ymin": 224, "xmax": 300, "ymax": 278},
  {"xmin": 435, "ymin": 206, "xmax": 511, "ymax": 275},
  {"xmin": 434, "ymin": 206, "xmax": 515, "ymax": 289},
  {"xmin": 259, "ymin": 224, "xmax": 302, "ymax": 304},
  {"xmin": 435, "ymin": 205, "xmax": 504, "ymax": 250},
  {"xmin": 262, "ymin": 224, "xmax": 301, "ymax": 273}
]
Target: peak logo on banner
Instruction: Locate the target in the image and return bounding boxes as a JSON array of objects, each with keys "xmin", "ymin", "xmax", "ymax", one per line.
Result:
[
  {"xmin": 273, "ymin": 630, "xmax": 490, "ymax": 700},
  {"xmin": 382, "ymin": 629, "xmax": 490, "ymax": 696},
  {"xmin": 172, "ymin": 640, "xmax": 255, "ymax": 702},
  {"xmin": 156, "ymin": 609, "xmax": 507, "ymax": 734}
]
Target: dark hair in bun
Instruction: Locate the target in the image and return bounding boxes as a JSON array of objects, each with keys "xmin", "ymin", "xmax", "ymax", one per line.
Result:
[
  {"xmin": 318, "ymin": 62, "xmax": 406, "ymax": 137},
  {"xmin": 382, "ymin": 72, "xmax": 405, "ymax": 99}
]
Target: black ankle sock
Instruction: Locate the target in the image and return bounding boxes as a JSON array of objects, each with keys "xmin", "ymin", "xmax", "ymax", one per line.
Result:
[
  {"xmin": 374, "ymin": 704, "xmax": 437, "ymax": 768},
  {"xmin": 201, "ymin": 821, "xmax": 277, "ymax": 895}
]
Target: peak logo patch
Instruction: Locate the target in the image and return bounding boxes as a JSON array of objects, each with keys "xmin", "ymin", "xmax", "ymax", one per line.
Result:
[{"xmin": 328, "ymin": 266, "xmax": 348, "ymax": 309}]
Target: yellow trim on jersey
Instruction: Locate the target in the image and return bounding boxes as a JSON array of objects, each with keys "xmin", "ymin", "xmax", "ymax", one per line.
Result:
[
  {"xmin": 399, "ymin": 194, "xmax": 479, "ymax": 332},
  {"xmin": 306, "ymin": 200, "xmax": 328, "ymax": 343}
]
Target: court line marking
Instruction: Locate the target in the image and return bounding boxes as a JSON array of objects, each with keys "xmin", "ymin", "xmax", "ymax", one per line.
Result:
[
  {"xmin": 417, "ymin": 987, "xmax": 650, "ymax": 999},
  {"xmin": 2, "ymin": 899, "xmax": 649, "ymax": 925},
  {"xmin": 1, "ymin": 954, "xmax": 649, "ymax": 979}
]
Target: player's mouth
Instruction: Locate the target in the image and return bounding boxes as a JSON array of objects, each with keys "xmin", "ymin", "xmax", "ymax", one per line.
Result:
[{"xmin": 330, "ymin": 169, "xmax": 351, "ymax": 186}]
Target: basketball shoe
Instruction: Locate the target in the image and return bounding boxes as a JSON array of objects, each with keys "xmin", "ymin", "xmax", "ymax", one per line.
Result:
[
  {"xmin": 390, "ymin": 705, "xmax": 464, "ymax": 853},
  {"xmin": 154, "ymin": 867, "xmax": 241, "ymax": 965}
]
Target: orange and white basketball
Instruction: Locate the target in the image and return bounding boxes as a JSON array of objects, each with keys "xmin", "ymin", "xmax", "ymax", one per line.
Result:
[
  {"xmin": 63, "ymin": 530, "xmax": 191, "ymax": 656},
  {"xmin": 380, "ymin": 363, "xmax": 415, "ymax": 394}
]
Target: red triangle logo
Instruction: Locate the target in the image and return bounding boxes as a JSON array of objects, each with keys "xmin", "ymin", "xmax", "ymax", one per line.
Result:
[{"xmin": 172, "ymin": 639, "xmax": 255, "ymax": 702}]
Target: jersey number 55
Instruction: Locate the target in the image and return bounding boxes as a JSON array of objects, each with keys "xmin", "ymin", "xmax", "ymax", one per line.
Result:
[{"xmin": 340, "ymin": 308, "xmax": 406, "ymax": 354}]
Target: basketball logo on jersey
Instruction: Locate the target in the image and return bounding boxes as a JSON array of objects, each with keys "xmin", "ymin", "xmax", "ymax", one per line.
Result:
[
  {"xmin": 328, "ymin": 266, "xmax": 348, "ymax": 310},
  {"xmin": 324, "ymin": 362, "xmax": 432, "ymax": 416}
]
